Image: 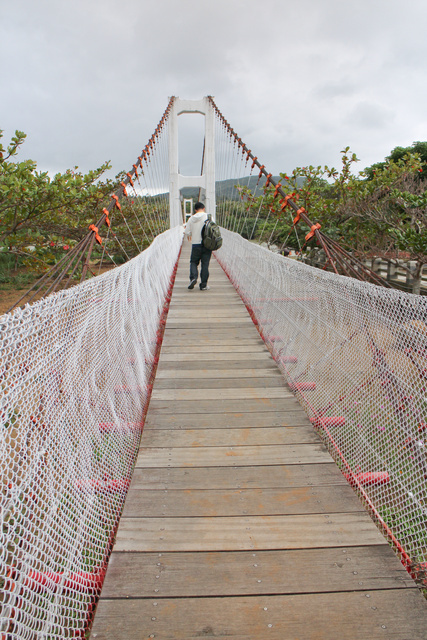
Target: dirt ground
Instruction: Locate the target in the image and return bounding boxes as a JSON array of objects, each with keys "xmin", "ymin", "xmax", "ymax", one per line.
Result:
[
  {"xmin": 0, "ymin": 265, "xmax": 116, "ymax": 316},
  {"xmin": 0, "ymin": 289, "xmax": 44, "ymax": 315}
]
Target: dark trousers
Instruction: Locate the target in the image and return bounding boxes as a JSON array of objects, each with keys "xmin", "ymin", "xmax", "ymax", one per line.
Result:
[{"xmin": 190, "ymin": 243, "xmax": 212, "ymax": 287}]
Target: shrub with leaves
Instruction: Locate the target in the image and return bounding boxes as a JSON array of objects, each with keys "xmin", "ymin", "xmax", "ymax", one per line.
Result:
[{"xmin": 0, "ymin": 129, "xmax": 116, "ymax": 278}]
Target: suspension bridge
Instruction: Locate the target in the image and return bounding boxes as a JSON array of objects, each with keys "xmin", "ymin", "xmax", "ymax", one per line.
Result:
[{"xmin": 1, "ymin": 97, "xmax": 427, "ymax": 639}]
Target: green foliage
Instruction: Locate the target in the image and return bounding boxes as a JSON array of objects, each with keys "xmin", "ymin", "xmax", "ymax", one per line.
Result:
[
  {"xmin": 390, "ymin": 226, "xmax": 427, "ymax": 256},
  {"xmin": 225, "ymin": 144, "xmax": 427, "ymax": 292},
  {"xmin": 340, "ymin": 152, "xmax": 427, "ymax": 270},
  {"xmin": 0, "ymin": 128, "xmax": 117, "ymax": 277},
  {"xmin": 285, "ymin": 146, "xmax": 427, "ymax": 291},
  {"xmin": 273, "ymin": 148, "xmax": 426, "ymax": 265},
  {"xmin": 364, "ymin": 141, "xmax": 427, "ymax": 180}
]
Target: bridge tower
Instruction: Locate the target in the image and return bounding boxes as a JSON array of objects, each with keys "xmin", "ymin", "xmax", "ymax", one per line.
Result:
[{"xmin": 168, "ymin": 97, "xmax": 216, "ymax": 227}]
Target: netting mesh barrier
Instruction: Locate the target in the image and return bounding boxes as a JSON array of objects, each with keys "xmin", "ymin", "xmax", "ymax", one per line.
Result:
[
  {"xmin": 217, "ymin": 228, "xmax": 427, "ymax": 584},
  {"xmin": 0, "ymin": 227, "xmax": 183, "ymax": 639}
]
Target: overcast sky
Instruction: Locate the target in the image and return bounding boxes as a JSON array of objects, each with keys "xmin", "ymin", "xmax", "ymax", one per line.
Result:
[{"xmin": 1, "ymin": 0, "xmax": 426, "ymax": 180}]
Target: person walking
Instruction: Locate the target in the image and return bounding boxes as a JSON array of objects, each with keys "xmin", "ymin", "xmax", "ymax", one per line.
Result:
[{"xmin": 184, "ymin": 202, "xmax": 212, "ymax": 291}]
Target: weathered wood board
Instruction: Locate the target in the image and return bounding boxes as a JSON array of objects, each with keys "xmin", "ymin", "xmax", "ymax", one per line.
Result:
[
  {"xmin": 113, "ymin": 512, "xmax": 386, "ymax": 552},
  {"xmin": 136, "ymin": 443, "xmax": 332, "ymax": 467},
  {"xmin": 121, "ymin": 485, "xmax": 365, "ymax": 517},
  {"xmin": 128, "ymin": 463, "xmax": 349, "ymax": 490},
  {"xmin": 140, "ymin": 425, "xmax": 321, "ymax": 446},
  {"xmin": 92, "ymin": 590, "xmax": 427, "ymax": 640},
  {"xmin": 98, "ymin": 546, "xmax": 413, "ymax": 598}
]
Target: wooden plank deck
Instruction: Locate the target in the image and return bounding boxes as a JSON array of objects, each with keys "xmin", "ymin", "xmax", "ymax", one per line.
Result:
[{"xmin": 91, "ymin": 243, "xmax": 426, "ymax": 639}]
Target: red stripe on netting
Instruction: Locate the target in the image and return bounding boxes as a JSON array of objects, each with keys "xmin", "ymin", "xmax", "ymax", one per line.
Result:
[
  {"xmin": 289, "ymin": 382, "xmax": 317, "ymax": 391},
  {"xmin": 310, "ymin": 416, "xmax": 346, "ymax": 429},
  {"xmin": 345, "ymin": 472, "xmax": 390, "ymax": 486},
  {"xmin": 24, "ymin": 570, "xmax": 106, "ymax": 593}
]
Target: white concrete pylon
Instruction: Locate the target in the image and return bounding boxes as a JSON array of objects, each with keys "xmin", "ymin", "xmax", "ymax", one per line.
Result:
[{"xmin": 168, "ymin": 97, "xmax": 216, "ymax": 228}]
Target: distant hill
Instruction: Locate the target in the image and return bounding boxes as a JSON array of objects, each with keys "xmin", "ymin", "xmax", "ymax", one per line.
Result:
[{"xmin": 181, "ymin": 175, "xmax": 304, "ymax": 201}]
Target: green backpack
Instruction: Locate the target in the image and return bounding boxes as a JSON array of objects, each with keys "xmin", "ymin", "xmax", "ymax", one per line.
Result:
[{"xmin": 201, "ymin": 215, "xmax": 223, "ymax": 251}]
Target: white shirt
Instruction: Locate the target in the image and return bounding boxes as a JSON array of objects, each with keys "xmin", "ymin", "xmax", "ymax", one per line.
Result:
[{"xmin": 184, "ymin": 211, "xmax": 208, "ymax": 244}]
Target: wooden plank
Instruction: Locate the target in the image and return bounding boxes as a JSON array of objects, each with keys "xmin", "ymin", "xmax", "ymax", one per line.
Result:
[
  {"xmin": 155, "ymin": 368, "xmax": 283, "ymax": 379},
  {"xmin": 160, "ymin": 341, "xmax": 266, "ymax": 350},
  {"xmin": 136, "ymin": 443, "xmax": 331, "ymax": 468},
  {"xmin": 172, "ymin": 285, "xmax": 235, "ymax": 289},
  {"xmin": 128, "ymin": 464, "xmax": 348, "ymax": 490},
  {"xmin": 113, "ymin": 513, "xmax": 386, "ymax": 551},
  {"xmin": 167, "ymin": 309, "xmax": 250, "ymax": 317},
  {"xmin": 156, "ymin": 359, "xmax": 279, "ymax": 371},
  {"xmin": 144, "ymin": 410, "xmax": 311, "ymax": 429},
  {"xmin": 121, "ymin": 485, "xmax": 364, "ymax": 517},
  {"xmin": 159, "ymin": 329, "xmax": 261, "ymax": 341},
  {"xmin": 166, "ymin": 302, "xmax": 246, "ymax": 309},
  {"xmin": 168, "ymin": 303, "xmax": 245, "ymax": 310},
  {"xmin": 98, "ymin": 546, "xmax": 414, "ymax": 598},
  {"xmin": 160, "ymin": 345, "xmax": 268, "ymax": 353},
  {"xmin": 160, "ymin": 336, "xmax": 265, "ymax": 347},
  {"xmin": 171, "ymin": 292, "xmax": 240, "ymax": 298},
  {"xmin": 174, "ymin": 276, "xmax": 232, "ymax": 282},
  {"xmin": 88, "ymin": 590, "xmax": 427, "ymax": 639},
  {"xmin": 158, "ymin": 351, "xmax": 273, "ymax": 362},
  {"xmin": 150, "ymin": 387, "xmax": 293, "ymax": 401},
  {"xmin": 166, "ymin": 319, "xmax": 253, "ymax": 327},
  {"xmin": 174, "ymin": 273, "xmax": 232, "ymax": 278},
  {"xmin": 147, "ymin": 398, "xmax": 305, "ymax": 414},
  {"xmin": 141, "ymin": 426, "xmax": 320, "ymax": 447},
  {"xmin": 154, "ymin": 376, "xmax": 286, "ymax": 389}
]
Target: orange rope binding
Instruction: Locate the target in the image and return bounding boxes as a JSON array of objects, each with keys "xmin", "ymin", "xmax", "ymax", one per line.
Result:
[
  {"xmin": 280, "ymin": 194, "xmax": 293, "ymax": 211},
  {"xmin": 305, "ymin": 223, "xmax": 321, "ymax": 241},
  {"xmin": 273, "ymin": 183, "xmax": 282, "ymax": 198},
  {"xmin": 102, "ymin": 208, "xmax": 111, "ymax": 228},
  {"xmin": 251, "ymin": 157, "xmax": 258, "ymax": 170},
  {"xmin": 126, "ymin": 172, "xmax": 134, "ymax": 188},
  {"xmin": 293, "ymin": 207, "xmax": 306, "ymax": 225},
  {"xmin": 111, "ymin": 194, "xmax": 121, "ymax": 210},
  {"xmin": 258, "ymin": 165, "xmax": 265, "ymax": 179},
  {"xmin": 132, "ymin": 164, "xmax": 139, "ymax": 179},
  {"xmin": 89, "ymin": 224, "xmax": 102, "ymax": 245},
  {"xmin": 265, "ymin": 173, "xmax": 272, "ymax": 188},
  {"xmin": 120, "ymin": 182, "xmax": 128, "ymax": 197}
]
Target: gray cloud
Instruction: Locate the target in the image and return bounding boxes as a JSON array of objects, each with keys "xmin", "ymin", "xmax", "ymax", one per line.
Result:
[
  {"xmin": 347, "ymin": 101, "xmax": 395, "ymax": 130},
  {"xmin": 1, "ymin": 0, "xmax": 426, "ymax": 181}
]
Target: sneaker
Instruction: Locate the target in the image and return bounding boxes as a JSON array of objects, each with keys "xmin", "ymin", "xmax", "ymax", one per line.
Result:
[
  {"xmin": 188, "ymin": 279, "xmax": 197, "ymax": 290},
  {"xmin": 200, "ymin": 285, "xmax": 210, "ymax": 291}
]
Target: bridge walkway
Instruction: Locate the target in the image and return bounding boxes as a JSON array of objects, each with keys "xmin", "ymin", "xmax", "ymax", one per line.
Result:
[{"xmin": 91, "ymin": 242, "xmax": 426, "ymax": 639}]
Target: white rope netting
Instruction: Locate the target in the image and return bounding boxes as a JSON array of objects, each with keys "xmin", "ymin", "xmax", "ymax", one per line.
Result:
[
  {"xmin": 217, "ymin": 228, "xmax": 427, "ymax": 581},
  {"xmin": 0, "ymin": 226, "xmax": 183, "ymax": 639}
]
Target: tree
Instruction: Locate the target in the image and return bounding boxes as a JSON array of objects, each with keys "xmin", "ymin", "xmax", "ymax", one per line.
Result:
[
  {"xmin": 364, "ymin": 141, "xmax": 427, "ymax": 181},
  {"xmin": 340, "ymin": 152, "xmax": 427, "ymax": 293},
  {"xmin": 248, "ymin": 146, "xmax": 427, "ymax": 293},
  {"xmin": 0, "ymin": 129, "xmax": 116, "ymax": 277}
]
